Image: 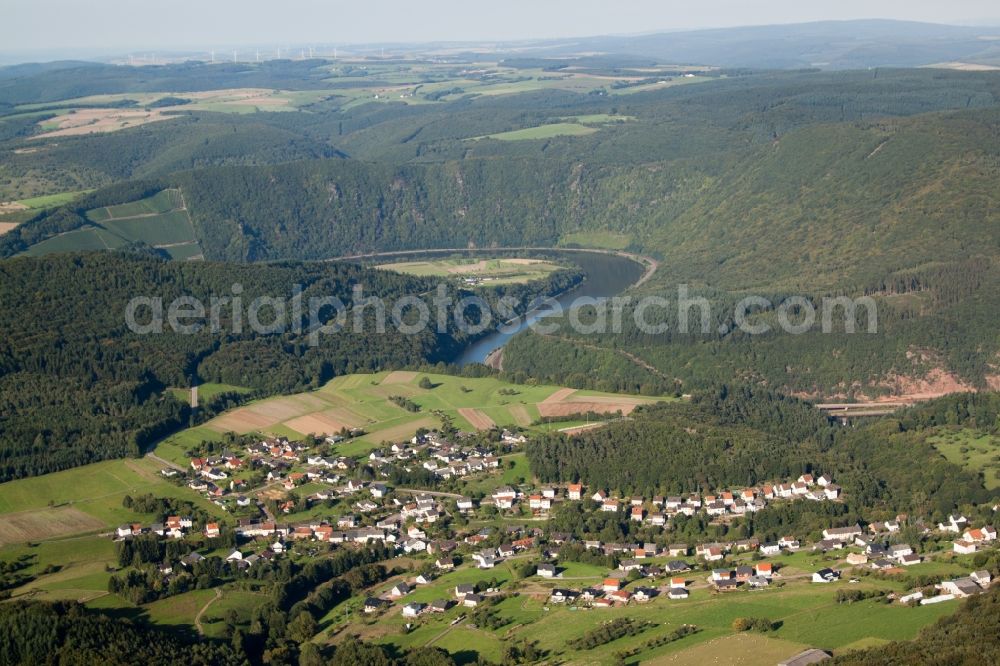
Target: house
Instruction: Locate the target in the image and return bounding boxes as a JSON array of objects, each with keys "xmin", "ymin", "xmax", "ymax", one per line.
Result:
[
  {"xmin": 755, "ymin": 562, "xmax": 773, "ymax": 578},
  {"xmin": 822, "ymin": 525, "xmax": 862, "ymax": 541},
  {"xmin": 888, "ymin": 544, "xmax": 913, "ymax": 560},
  {"xmin": 549, "ymin": 589, "xmax": 578, "ymax": 604},
  {"xmin": 602, "ymin": 578, "xmax": 622, "ymax": 592},
  {"xmin": 632, "ymin": 587, "xmax": 655, "ymax": 602},
  {"xmin": 748, "ymin": 575, "xmax": 770, "ymax": 588},
  {"xmin": 971, "ymin": 570, "xmax": 992, "ymax": 587},
  {"xmin": 415, "ymin": 574, "xmax": 434, "ymax": 585},
  {"xmin": 454, "ymin": 584, "xmax": 475, "ymax": 598},
  {"xmin": 204, "ymin": 523, "xmax": 220, "ymax": 538},
  {"xmin": 226, "ymin": 550, "xmax": 243, "ymax": 561},
  {"xmin": 703, "ymin": 547, "xmax": 724, "ymax": 562},
  {"xmin": 435, "ymin": 557, "xmax": 456, "ymax": 571},
  {"xmin": 608, "ymin": 589, "xmax": 631, "ymax": 605},
  {"xmin": 537, "ymin": 562, "xmax": 557, "ymax": 578},
  {"xmin": 403, "ymin": 539, "xmax": 427, "ymax": 553},
  {"xmin": 779, "ymin": 536, "xmax": 800, "ymax": 549},
  {"xmin": 899, "ymin": 591, "xmax": 924, "ymax": 604},
  {"xmin": 817, "ymin": 474, "xmax": 833, "ymax": 487},
  {"xmin": 668, "ymin": 544, "xmax": 688, "ymax": 557},
  {"xmin": 402, "ymin": 602, "xmax": 424, "ymax": 618},
  {"xmin": 592, "ymin": 490, "xmax": 607, "ymax": 503},
  {"xmin": 364, "ymin": 597, "xmax": 389, "ymax": 613},
  {"xmin": 602, "ymin": 499, "xmax": 620, "ymax": 513},
  {"xmin": 941, "ymin": 578, "xmax": 982, "ymax": 598},
  {"xmin": 824, "ymin": 485, "xmax": 841, "ymax": 500},
  {"xmin": 670, "ymin": 577, "xmax": 686, "ymax": 589},
  {"xmin": 953, "ymin": 540, "xmax": 978, "ymax": 555},
  {"xmin": 473, "ymin": 552, "xmax": 496, "ymax": 569},
  {"xmin": 846, "ymin": 553, "xmax": 869, "ymax": 566},
  {"xmin": 711, "ymin": 569, "xmax": 733, "ymax": 582},
  {"xmin": 667, "ymin": 560, "xmax": 691, "ymax": 573},
  {"xmin": 812, "ymin": 568, "xmax": 840, "ymax": 583},
  {"xmin": 429, "ymin": 599, "xmax": 451, "ymax": 613},
  {"xmin": 389, "ymin": 582, "xmax": 411, "ymax": 598},
  {"xmin": 938, "ymin": 515, "xmax": 968, "ymax": 533},
  {"xmin": 735, "ymin": 565, "xmax": 754, "ymax": 581},
  {"xmin": 715, "ymin": 579, "xmax": 739, "ymax": 592},
  {"xmin": 592, "ymin": 597, "xmax": 614, "ymax": 608},
  {"xmin": 456, "ymin": 497, "xmax": 474, "ymax": 512},
  {"xmin": 630, "ymin": 506, "xmax": 644, "ymax": 522},
  {"xmin": 181, "ymin": 552, "xmax": 204, "ymax": 567},
  {"xmin": 759, "ymin": 542, "xmax": 780, "ymax": 556},
  {"xmin": 898, "ymin": 553, "xmax": 921, "ymax": 566},
  {"xmin": 568, "ymin": 483, "xmax": 583, "ymax": 500},
  {"xmin": 463, "ymin": 593, "xmax": 483, "ymax": 607},
  {"xmin": 668, "ymin": 587, "xmax": 689, "ymax": 599}
]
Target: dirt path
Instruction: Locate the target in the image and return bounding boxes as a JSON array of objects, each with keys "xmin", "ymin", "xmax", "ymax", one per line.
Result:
[
  {"xmin": 144, "ymin": 451, "xmax": 185, "ymax": 472},
  {"xmin": 194, "ymin": 588, "xmax": 222, "ymax": 635}
]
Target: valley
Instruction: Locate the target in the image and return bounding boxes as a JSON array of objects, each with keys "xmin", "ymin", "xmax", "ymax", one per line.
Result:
[{"xmin": 1, "ymin": 15, "xmax": 1000, "ymax": 666}]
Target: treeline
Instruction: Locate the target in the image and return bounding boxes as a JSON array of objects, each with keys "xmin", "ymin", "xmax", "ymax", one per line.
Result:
[{"xmin": 0, "ymin": 600, "xmax": 243, "ymax": 665}]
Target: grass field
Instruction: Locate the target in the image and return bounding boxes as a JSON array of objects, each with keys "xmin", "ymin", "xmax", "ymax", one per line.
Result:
[
  {"xmin": 376, "ymin": 256, "xmax": 566, "ymax": 284},
  {"xmin": 15, "ymin": 190, "xmax": 91, "ymax": 209},
  {"xmin": 187, "ymin": 371, "xmax": 664, "ymax": 455},
  {"xmin": 24, "ymin": 189, "xmax": 202, "ymax": 260},
  {"xmin": 470, "ymin": 122, "xmax": 598, "ymax": 142},
  {"xmin": 929, "ymin": 428, "xmax": 1000, "ymax": 489},
  {"xmin": 0, "ymin": 456, "xmax": 224, "ymax": 543},
  {"xmin": 330, "ymin": 563, "xmax": 956, "ymax": 665}
]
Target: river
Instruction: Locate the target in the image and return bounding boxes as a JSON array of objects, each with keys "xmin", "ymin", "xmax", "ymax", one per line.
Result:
[{"xmin": 334, "ymin": 247, "xmax": 650, "ymax": 366}]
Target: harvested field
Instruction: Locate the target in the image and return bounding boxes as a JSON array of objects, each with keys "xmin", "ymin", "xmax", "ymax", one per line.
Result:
[
  {"xmin": 206, "ymin": 409, "xmax": 278, "ymax": 434},
  {"xmin": 32, "ymin": 108, "xmax": 174, "ymax": 139},
  {"xmin": 0, "ymin": 222, "xmax": 19, "ymax": 235},
  {"xmin": 537, "ymin": 401, "xmax": 640, "ymax": 418},
  {"xmin": 285, "ymin": 412, "xmax": 355, "ymax": 436},
  {"xmin": 382, "ymin": 370, "xmax": 418, "ymax": 384},
  {"xmin": 541, "ymin": 387, "xmax": 577, "ymax": 403},
  {"xmin": 508, "ymin": 404, "xmax": 532, "ymax": 426},
  {"xmin": 646, "ymin": 633, "xmax": 807, "ymax": 666},
  {"xmin": 565, "ymin": 394, "xmax": 650, "ymax": 406},
  {"xmin": 361, "ymin": 417, "xmax": 438, "ymax": 443},
  {"xmin": 458, "ymin": 408, "xmax": 496, "ymax": 430},
  {"xmin": 0, "ymin": 507, "xmax": 106, "ymax": 545}
]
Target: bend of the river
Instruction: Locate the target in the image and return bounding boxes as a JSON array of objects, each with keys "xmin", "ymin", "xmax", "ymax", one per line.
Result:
[{"xmin": 333, "ymin": 247, "xmax": 654, "ymax": 367}]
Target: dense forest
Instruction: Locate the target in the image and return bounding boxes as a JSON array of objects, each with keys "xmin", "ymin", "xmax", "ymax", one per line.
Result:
[{"xmin": 0, "ymin": 252, "xmax": 446, "ymax": 481}]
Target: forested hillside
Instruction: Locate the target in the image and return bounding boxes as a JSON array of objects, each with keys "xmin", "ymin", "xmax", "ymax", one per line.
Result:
[{"xmin": 0, "ymin": 252, "xmax": 460, "ymax": 481}]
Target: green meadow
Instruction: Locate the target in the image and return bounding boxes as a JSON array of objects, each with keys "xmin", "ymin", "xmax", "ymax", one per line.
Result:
[
  {"xmin": 24, "ymin": 189, "xmax": 201, "ymax": 259},
  {"xmin": 186, "ymin": 370, "xmax": 663, "ymax": 457},
  {"xmin": 929, "ymin": 428, "xmax": 1000, "ymax": 489},
  {"xmin": 471, "ymin": 123, "xmax": 598, "ymax": 142}
]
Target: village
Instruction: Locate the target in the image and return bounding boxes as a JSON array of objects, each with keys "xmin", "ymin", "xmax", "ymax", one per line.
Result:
[{"xmin": 109, "ymin": 425, "xmax": 1000, "ymax": 637}]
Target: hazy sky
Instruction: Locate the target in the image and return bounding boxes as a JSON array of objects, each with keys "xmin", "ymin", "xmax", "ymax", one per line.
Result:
[{"xmin": 5, "ymin": 0, "xmax": 1000, "ymax": 54}]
